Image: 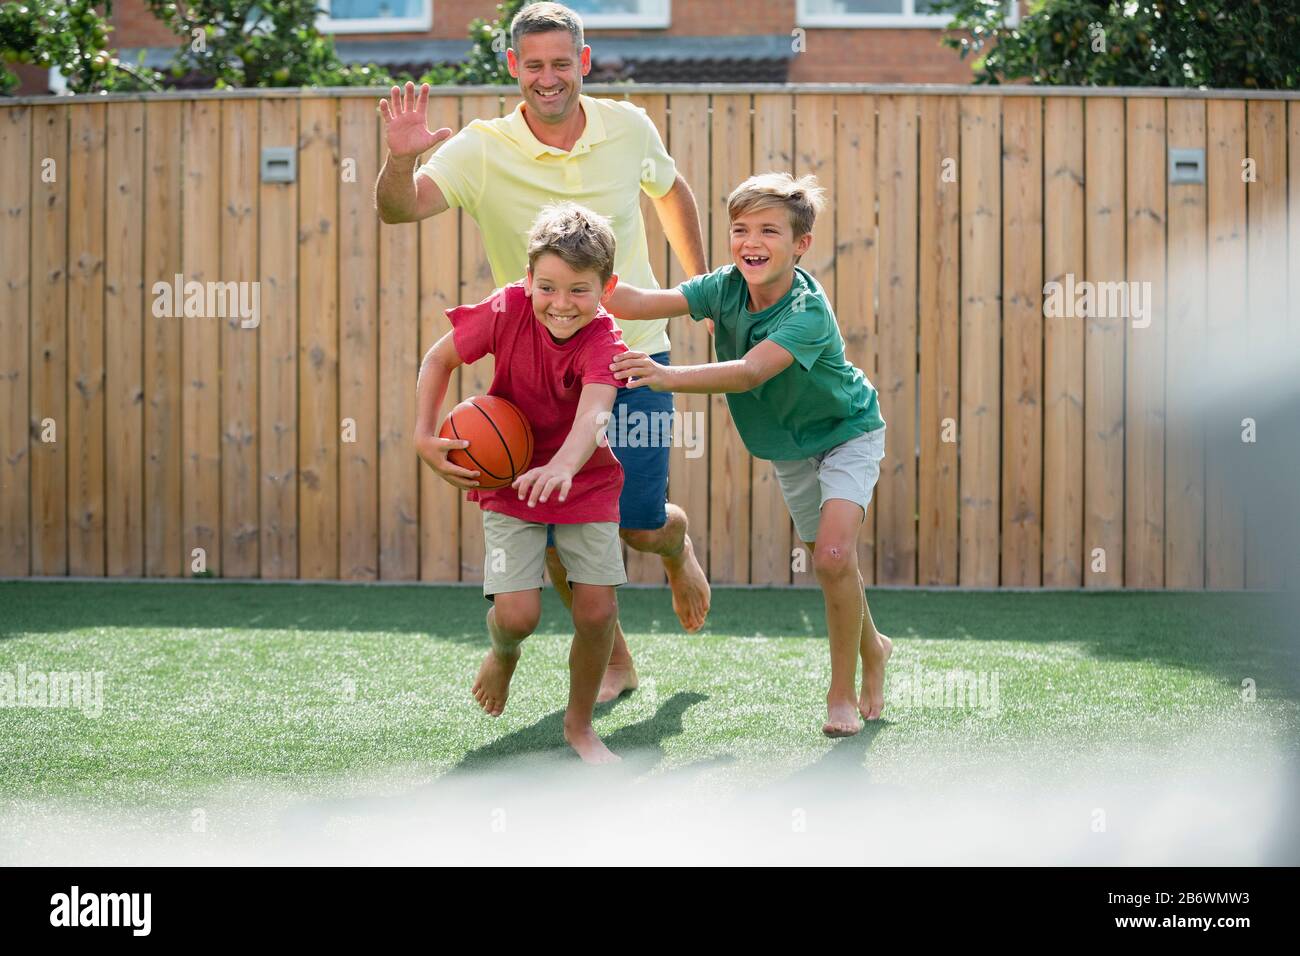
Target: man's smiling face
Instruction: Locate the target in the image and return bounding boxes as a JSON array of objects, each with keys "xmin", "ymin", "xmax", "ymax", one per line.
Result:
[{"xmin": 507, "ymin": 30, "xmax": 591, "ymax": 123}]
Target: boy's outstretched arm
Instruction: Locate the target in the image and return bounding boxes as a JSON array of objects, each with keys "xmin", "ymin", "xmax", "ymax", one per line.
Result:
[
  {"xmin": 605, "ymin": 282, "xmax": 690, "ymax": 322},
  {"xmin": 513, "ymin": 383, "xmax": 618, "ymax": 508},
  {"xmin": 611, "ymin": 340, "xmax": 794, "ymax": 395},
  {"xmin": 413, "ymin": 330, "xmax": 480, "ymax": 489}
]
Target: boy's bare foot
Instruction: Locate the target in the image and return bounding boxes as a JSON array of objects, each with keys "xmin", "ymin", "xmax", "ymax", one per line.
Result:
[
  {"xmin": 665, "ymin": 535, "xmax": 710, "ymax": 633},
  {"xmin": 471, "ymin": 648, "xmax": 519, "ymax": 717},
  {"xmin": 823, "ymin": 697, "xmax": 864, "ymax": 738},
  {"xmin": 858, "ymin": 633, "xmax": 894, "ymax": 721},
  {"xmin": 563, "ymin": 717, "xmax": 621, "ymax": 764},
  {"xmin": 596, "ymin": 658, "xmax": 638, "ymax": 703}
]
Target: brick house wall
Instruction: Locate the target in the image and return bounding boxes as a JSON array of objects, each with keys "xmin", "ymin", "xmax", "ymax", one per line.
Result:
[{"xmin": 12, "ymin": 0, "xmax": 975, "ymax": 94}]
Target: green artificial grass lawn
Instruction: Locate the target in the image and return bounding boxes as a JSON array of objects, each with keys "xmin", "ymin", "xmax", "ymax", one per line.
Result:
[{"xmin": 1, "ymin": 581, "xmax": 1297, "ymax": 809}]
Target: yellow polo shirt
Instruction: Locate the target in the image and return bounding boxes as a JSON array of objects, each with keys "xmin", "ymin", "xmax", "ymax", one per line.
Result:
[{"xmin": 417, "ymin": 94, "xmax": 676, "ymax": 355}]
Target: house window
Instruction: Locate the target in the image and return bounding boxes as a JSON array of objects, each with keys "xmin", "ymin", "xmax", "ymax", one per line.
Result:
[
  {"xmin": 568, "ymin": 0, "xmax": 671, "ymax": 30},
  {"xmin": 796, "ymin": 0, "xmax": 954, "ymax": 28},
  {"xmin": 318, "ymin": 0, "xmax": 433, "ymax": 34}
]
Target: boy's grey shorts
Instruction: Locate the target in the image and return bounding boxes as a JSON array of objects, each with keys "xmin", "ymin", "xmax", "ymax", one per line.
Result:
[
  {"xmin": 481, "ymin": 510, "xmax": 626, "ymax": 599},
  {"xmin": 771, "ymin": 426, "xmax": 886, "ymax": 544}
]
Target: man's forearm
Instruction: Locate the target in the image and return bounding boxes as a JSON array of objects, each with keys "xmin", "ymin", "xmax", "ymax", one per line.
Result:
[
  {"xmin": 376, "ymin": 152, "xmax": 420, "ymax": 223},
  {"xmin": 654, "ymin": 177, "xmax": 708, "ymax": 277}
]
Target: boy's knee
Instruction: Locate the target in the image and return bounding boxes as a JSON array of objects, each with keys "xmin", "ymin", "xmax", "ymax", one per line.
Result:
[
  {"xmin": 571, "ymin": 593, "xmax": 617, "ymax": 635},
  {"xmin": 620, "ymin": 506, "xmax": 686, "ymax": 555},
  {"xmin": 813, "ymin": 543, "xmax": 857, "ymax": 581},
  {"xmin": 618, "ymin": 526, "xmax": 656, "ymax": 552},
  {"xmin": 493, "ymin": 597, "xmax": 541, "ymax": 638}
]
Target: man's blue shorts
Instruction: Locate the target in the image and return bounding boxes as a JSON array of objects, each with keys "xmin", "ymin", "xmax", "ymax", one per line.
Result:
[{"xmin": 547, "ymin": 351, "xmax": 672, "ymax": 547}]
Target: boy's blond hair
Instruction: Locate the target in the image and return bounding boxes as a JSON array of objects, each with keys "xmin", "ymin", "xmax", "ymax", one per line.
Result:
[
  {"xmin": 726, "ymin": 172, "xmax": 827, "ymax": 238},
  {"xmin": 526, "ymin": 202, "xmax": 616, "ymax": 285},
  {"xmin": 510, "ymin": 1, "xmax": 584, "ymax": 55}
]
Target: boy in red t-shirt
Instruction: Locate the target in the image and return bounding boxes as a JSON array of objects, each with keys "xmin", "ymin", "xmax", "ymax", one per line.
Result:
[{"xmin": 414, "ymin": 203, "xmax": 629, "ymax": 765}]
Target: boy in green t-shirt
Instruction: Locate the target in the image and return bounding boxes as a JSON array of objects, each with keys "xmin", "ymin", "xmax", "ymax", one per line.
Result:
[{"xmin": 607, "ymin": 172, "xmax": 890, "ymax": 737}]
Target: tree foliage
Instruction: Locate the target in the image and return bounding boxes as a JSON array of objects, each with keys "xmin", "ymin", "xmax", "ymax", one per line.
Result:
[
  {"xmin": 2, "ymin": 0, "xmax": 530, "ymax": 94},
  {"xmin": 143, "ymin": 1, "xmax": 394, "ymax": 88},
  {"xmin": 932, "ymin": 0, "xmax": 1300, "ymax": 88},
  {"xmin": 0, "ymin": 0, "xmax": 163, "ymax": 94}
]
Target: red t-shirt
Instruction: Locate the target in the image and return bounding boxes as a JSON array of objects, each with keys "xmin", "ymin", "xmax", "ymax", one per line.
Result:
[{"xmin": 448, "ymin": 282, "xmax": 627, "ymax": 524}]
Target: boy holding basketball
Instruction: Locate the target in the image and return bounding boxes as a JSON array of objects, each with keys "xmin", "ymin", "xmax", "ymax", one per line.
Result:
[
  {"xmin": 414, "ymin": 203, "xmax": 628, "ymax": 764},
  {"xmin": 608, "ymin": 173, "xmax": 891, "ymax": 738}
]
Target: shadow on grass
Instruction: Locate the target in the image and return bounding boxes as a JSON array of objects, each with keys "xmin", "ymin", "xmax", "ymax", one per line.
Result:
[
  {"xmin": 2, "ymin": 581, "xmax": 1296, "ymax": 700},
  {"xmin": 449, "ymin": 690, "xmax": 708, "ymax": 775},
  {"xmin": 275, "ymin": 690, "xmax": 711, "ymax": 836},
  {"xmin": 754, "ymin": 720, "xmax": 887, "ymax": 799}
]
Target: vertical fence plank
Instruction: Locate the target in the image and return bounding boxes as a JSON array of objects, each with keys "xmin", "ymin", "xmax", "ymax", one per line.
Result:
[
  {"xmin": 752, "ymin": 93, "xmax": 796, "ymax": 586},
  {"xmin": 918, "ymin": 96, "xmax": 959, "ymax": 587},
  {"xmin": 1042, "ymin": 97, "xmax": 1085, "ymax": 587},
  {"xmin": 1083, "ymin": 98, "xmax": 1125, "ymax": 588},
  {"xmin": 258, "ymin": 98, "xmax": 299, "ymax": 578},
  {"xmin": 377, "ymin": 107, "xmax": 427, "ymax": 584},
  {"xmin": 798, "ymin": 93, "xmax": 850, "ymax": 571},
  {"xmin": 67, "ymin": 104, "xmax": 106, "ymax": 576},
  {"xmin": 1164, "ymin": 99, "xmax": 1207, "ymax": 590},
  {"xmin": 1001, "ymin": 97, "xmax": 1044, "ymax": 587},
  {"xmin": 667, "ymin": 93, "xmax": 711, "ymax": 577},
  {"xmin": 1244, "ymin": 101, "xmax": 1287, "ymax": 591},
  {"xmin": 794, "ymin": 94, "xmax": 839, "ymax": 576},
  {"xmin": 875, "ymin": 95, "xmax": 918, "ymax": 585},
  {"xmin": 708, "ymin": 94, "xmax": 752, "ymax": 585},
  {"xmin": 30, "ymin": 105, "xmax": 68, "ymax": 576},
  {"xmin": 959, "ymin": 97, "xmax": 1001, "ymax": 587},
  {"xmin": 181, "ymin": 99, "xmax": 222, "ymax": 578},
  {"xmin": 0, "ymin": 106, "xmax": 30, "ymax": 575},
  {"xmin": 625, "ymin": 92, "xmax": 670, "ymax": 586},
  {"xmin": 339, "ymin": 99, "xmax": 380, "ymax": 581},
  {"xmin": 220, "ymin": 100, "xmax": 260, "ymax": 577},
  {"xmin": 832, "ymin": 94, "xmax": 877, "ymax": 587},
  {"xmin": 1204, "ymin": 100, "xmax": 1246, "ymax": 590},
  {"xmin": 794, "ymin": 96, "xmax": 841, "ymax": 565},
  {"xmin": 414, "ymin": 97, "xmax": 461, "ymax": 583},
  {"xmin": 105, "ymin": 103, "xmax": 146, "ymax": 578},
  {"xmin": 143, "ymin": 101, "xmax": 182, "ymax": 577},
  {"xmin": 451, "ymin": 93, "xmax": 501, "ymax": 583},
  {"xmin": 1124, "ymin": 98, "xmax": 1166, "ymax": 588},
  {"xmin": 298, "ymin": 98, "xmax": 340, "ymax": 580}
]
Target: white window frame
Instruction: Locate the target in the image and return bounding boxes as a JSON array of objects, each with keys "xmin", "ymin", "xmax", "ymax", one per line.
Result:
[
  {"xmin": 317, "ymin": 0, "xmax": 432, "ymax": 35},
  {"xmin": 796, "ymin": 0, "xmax": 1020, "ymax": 29},
  {"xmin": 573, "ymin": 0, "xmax": 671, "ymax": 30}
]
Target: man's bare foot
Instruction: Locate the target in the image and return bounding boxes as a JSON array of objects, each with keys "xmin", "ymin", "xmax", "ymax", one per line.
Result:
[
  {"xmin": 858, "ymin": 633, "xmax": 894, "ymax": 720},
  {"xmin": 665, "ymin": 535, "xmax": 710, "ymax": 633},
  {"xmin": 563, "ymin": 717, "xmax": 621, "ymax": 764},
  {"xmin": 823, "ymin": 697, "xmax": 863, "ymax": 738},
  {"xmin": 471, "ymin": 648, "xmax": 519, "ymax": 717},
  {"xmin": 596, "ymin": 658, "xmax": 638, "ymax": 703}
]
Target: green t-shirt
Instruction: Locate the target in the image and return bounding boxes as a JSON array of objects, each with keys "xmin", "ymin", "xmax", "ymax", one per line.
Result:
[{"xmin": 679, "ymin": 265, "xmax": 885, "ymax": 461}]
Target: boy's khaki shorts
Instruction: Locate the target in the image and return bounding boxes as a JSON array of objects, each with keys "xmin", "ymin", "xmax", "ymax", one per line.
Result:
[
  {"xmin": 482, "ymin": 510, "xmax": 626, "ymax": 598},
  {"xmin": 771, "ymin": 426, "xmax": 886, "ymax": 545}
]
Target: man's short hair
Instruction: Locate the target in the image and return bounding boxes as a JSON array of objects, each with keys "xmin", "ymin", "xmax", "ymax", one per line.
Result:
[
  {"xmin": 527, "ymin": 202, "xmax": 616, "ymax": 285},
  {"xmin": 726, "ymin": 172, "xmax": 827, "ymax": 238},
  {"xmin": 510, "ymin": 1, "xmax": 585, "ymax": 55}
]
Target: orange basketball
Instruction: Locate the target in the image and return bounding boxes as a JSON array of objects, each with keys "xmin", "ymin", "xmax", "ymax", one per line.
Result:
[{"xmin": 438, "ymin": 395, "xmax": 534, "ymax": 489}]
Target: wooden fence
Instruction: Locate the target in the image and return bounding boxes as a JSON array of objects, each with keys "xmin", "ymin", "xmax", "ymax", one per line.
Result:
[{"xmin": 1, "ymin": 85, "xmax": 1297, "ymax": 589}]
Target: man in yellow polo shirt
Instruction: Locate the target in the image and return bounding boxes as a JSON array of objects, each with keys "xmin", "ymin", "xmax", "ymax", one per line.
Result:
[{"xmin": 376, "ymin": 1, "xmax": 711, "ymax": 704}]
